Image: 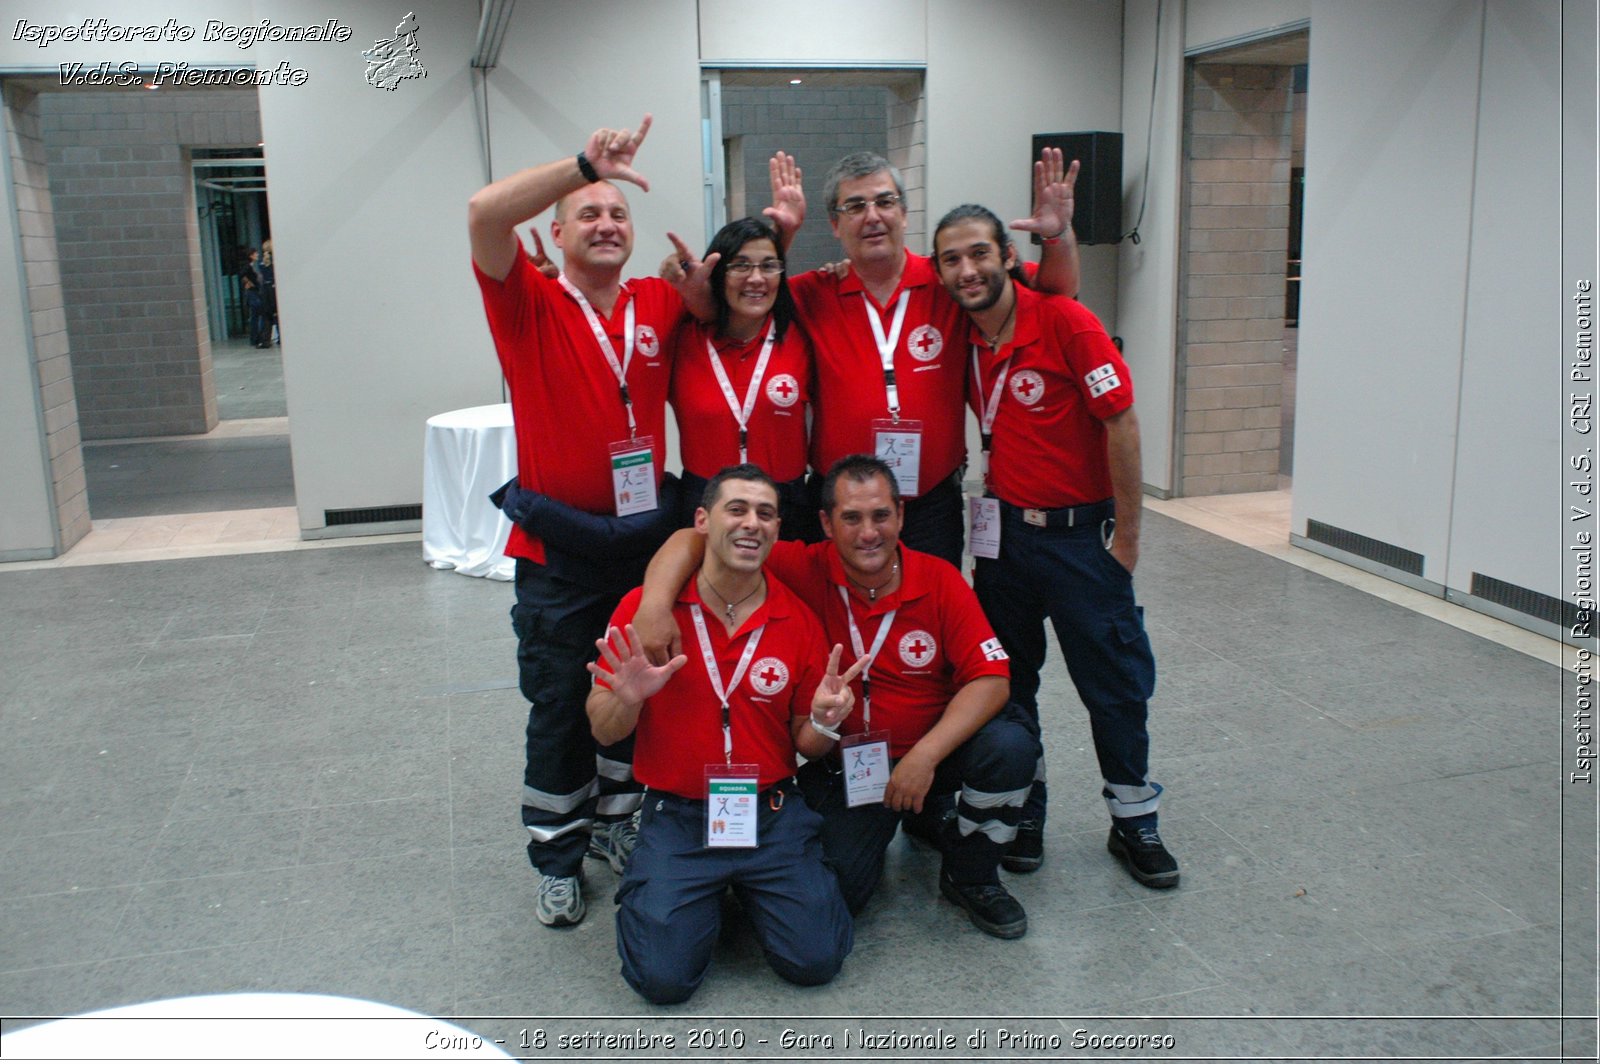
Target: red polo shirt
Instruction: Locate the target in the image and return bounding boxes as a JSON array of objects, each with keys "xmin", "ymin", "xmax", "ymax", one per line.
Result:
[
  {"xmin": 967, "ymin": 284, "xmax": 1133, "ymax": 509},
  {"xmin": 669, "ymin": 316, "xmax": 811, "ymax": 482},
  {"xmin": 765, "ymin": 540, "xmax": 1009, "ymax": 757},
  {"xmin": 600, "ymin": 574, "xmax": 828, "ymax": 798},
  {"xmin": 790, "ymin": 250, "xmax": 967, "ymax": 491},
  {"xmin": 474, "ymin": 249, "xmax": 680, "ymax": 562}
]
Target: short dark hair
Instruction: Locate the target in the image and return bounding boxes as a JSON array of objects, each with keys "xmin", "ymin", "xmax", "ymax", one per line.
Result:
[
  {"xmin": 822, "ymin": 151, "xmax": 905, "ymax": 212},
  {"xmin": 701, "ymin": 463, "xmax": 780, "ymax": 512},
  {"xmin": 705, "ymin": 216, "xmax": 796, "ymax": 343},
  {"xmin": 933, "ymin": 203, "xmax": 1027, "ymax": 284},
  {"xmin": 820, "ymin": 454, "xmax": 900, "ymax": 512}
]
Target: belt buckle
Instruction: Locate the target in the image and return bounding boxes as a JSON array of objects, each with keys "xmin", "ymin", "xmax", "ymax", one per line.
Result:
[{"xmin": 1023, "ymin": 508, "xmax": 1047, "ymax": 527}]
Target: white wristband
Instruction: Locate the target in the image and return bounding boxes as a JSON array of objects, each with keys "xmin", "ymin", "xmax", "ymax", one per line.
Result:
[{"xmin": 809, "ymin": 714, "xmax": 841, "ymax": 741}]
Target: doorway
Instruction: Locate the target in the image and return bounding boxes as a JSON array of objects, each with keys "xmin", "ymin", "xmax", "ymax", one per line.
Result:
[
  {"xmin": 702, "ymin": 67, "xmax": 927, "ymax": 271},
  {"xmin": 1175, "ymin": 30, "xmax": 1308, "ymax": 500},
  {"xmin": 16, "ymin": 84, "xmax": 296, "ymax": 523}
]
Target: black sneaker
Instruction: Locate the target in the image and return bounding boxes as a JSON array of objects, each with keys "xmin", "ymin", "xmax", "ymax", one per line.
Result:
[
  {"xmin": 1107, "ymin": 823, "xmax": 1180, "ymax": 889},
  {"xmin": 1001, "ymin": 819, "xmax": 1043, "ymax": 873},
  {"xmin": 939, "ymin": 872, "xmax": 1027, "ymax": 938}
]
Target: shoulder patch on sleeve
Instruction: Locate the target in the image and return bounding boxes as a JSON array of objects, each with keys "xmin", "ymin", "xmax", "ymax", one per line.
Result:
[
  {"xmin": 980, "ymin": 636, "xmax": 1009, "ymax": 662},
  {"xmin": 1085, "ymin": 363, "xmax": 1121, "ymax": 398}
]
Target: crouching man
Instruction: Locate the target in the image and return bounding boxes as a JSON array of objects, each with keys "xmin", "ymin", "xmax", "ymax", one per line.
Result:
[{"xmin": 586, "ymin": 465, "xmax": 866, "ymax": 1004}]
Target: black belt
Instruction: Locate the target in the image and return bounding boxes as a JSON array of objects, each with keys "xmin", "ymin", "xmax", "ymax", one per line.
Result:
[{"xmin": 997, "ymin": 497, "xmax": 1115, "ymax": 529}]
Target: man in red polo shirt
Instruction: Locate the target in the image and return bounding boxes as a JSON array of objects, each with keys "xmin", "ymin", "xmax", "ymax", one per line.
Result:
[
  {"xmin": 932, "ymin": 203, "xmax": 1176, "ymax": 890},
  {"xmin": 784, "ymin": 149, "xmax": 1081, "ymax": 566},
  {"xmin": 587, "ymin": 465, "xmax": 862, "ymax": 1003},
  {"xmin": 469, "ymin": 115, "xmax": 687, "ymax": 927},
  {"xmin": 634, "ymin": 455, "xmax": 1041, "ymax": 939}
]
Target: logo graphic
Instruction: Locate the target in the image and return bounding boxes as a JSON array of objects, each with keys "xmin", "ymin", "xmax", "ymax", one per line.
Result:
[
  {"xmin": 750, "ymin": 657, "xmax": 790, "ymax": 696},
  {"xmin": 1009, "ymin": 369, "xmax": 1046, "ymax": 407},
  {"xmin": 765, "ymin": 373, "xmax": 800, "ymax": 408},
  {"xmin": 898, "ymin": 630, "xmax": 937, "ymax": 668},
  {"xmin": 635, "ymin": 325, "xmax": 660, "ymax": 359},
  {"xmin": 1085, "ymin": 363, "xmax": 1121, "ymax": 398},
  {"xmin": 363, "ymin": 12, "xmax": 426, "ymax": 91},
  {"xmin": 906, "ymin": 324, "xmax": 943, "ymax": 362},
  {"xmin": 980, "ymin": 637, "xmax": 1009, "ymax": 662}
]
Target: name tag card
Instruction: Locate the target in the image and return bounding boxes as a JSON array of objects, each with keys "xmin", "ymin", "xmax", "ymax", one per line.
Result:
[
  {"xmin": 840, "ymin": 732, "xmax": 891, "ymax": 808},
  {"xmin": 871, "ymin": 418, "xmax": 922, "ymax": 498},
  {"xmin": 704, "ymin": 765, "xmax": 761, "ymax": 847},
  {"xmin": 969, "ymin": 497, "xmax": 1001, "ymax": 559},
  {"xmin": 609, "ymin": 436, "xmax": 657, "ymax": 517}
]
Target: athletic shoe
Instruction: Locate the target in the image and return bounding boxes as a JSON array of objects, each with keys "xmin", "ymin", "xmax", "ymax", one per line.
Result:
[
  {"xmin": 1107, "ymin": 823, "xmax": 1180, "ymax": 889},
  {"xmin": 1001, "ymin": 819, "xmax": 1044, "ymax": 874},
  {"xmin": 587, "ymin": 813, "xmax": 639, "ymax": 874},
  {"xmin": 939, "ymin": 872, "xmax": 1027, "ymax": 939},
  {"xmin": 534, "ymin": 873, "xmax": 584, "ymax": 927}
]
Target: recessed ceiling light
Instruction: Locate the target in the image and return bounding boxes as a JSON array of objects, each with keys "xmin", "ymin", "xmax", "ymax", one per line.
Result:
[{"xmin": 789, "ymin": 78, "xmax": 802, "ymax": 85}]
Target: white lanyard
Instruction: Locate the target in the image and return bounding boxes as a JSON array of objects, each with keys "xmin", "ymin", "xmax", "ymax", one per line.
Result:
[
  {"xmin": 837, "ymin": 586, "xmax": 896, "ymax": 730},
  {"xmin": 862, "ymin": 290, "xmax": 909, "ymax": 421},
  {"xmin": 705, "ymin": 320, "xmax": 777, "ymax": 463},
  {"xmin": 971, "ymin": 345, "xmax": 1012, "ymax": 482},
  {"xmin": 559, "ymin": 275, "xmax": 639, "ymax": 438},
  {"xmin": 689, "ymin": 603, "xmax": 765, "ymax": 764}
]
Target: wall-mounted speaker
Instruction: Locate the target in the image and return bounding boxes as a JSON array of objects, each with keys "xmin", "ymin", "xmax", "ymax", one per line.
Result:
[{"xmin": 1030, "ymin": 131, "xmax": 1122, "ymax": 245}]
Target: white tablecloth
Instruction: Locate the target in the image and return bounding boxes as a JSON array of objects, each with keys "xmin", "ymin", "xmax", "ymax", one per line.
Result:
[
  {"xmin": 422, "ymin": 403, "xmax": 515, "ymax": 582},
  {"xmin": 0, "ymin": 992, "xmax": 514, "ymax": 1060}
]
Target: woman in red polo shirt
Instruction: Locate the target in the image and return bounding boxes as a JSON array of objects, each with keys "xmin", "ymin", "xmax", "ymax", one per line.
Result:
[{"xmin": 668, "ymin": 216, "xmax": 814, "ymax": 539}]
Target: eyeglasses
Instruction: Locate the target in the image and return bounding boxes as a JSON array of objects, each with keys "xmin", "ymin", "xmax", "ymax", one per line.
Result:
[
  {"xmin": 725, "ymin": 259, "xmax": 785, "ymax": 276},
  {"xmin": 831, "ymin": 193, "xmax": 903, "ymax": 217}
]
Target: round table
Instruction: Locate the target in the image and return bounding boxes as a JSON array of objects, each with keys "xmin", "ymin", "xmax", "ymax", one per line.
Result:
[
  {"xmin": 422, "ymin": 403, "xmax": 516, "ymax": 582},
  {"xmin": 1, "ymin": 992, "xmax": 514, "ymax": 1060}
]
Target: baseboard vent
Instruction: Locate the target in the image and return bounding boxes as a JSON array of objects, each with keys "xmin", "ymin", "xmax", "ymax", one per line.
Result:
[
  {"xmin": 325, "ymin": 504, "xmax": 423, "ymax": 526},
  {"xmin": 1305, "ymin": 519, "xmax": 1424, "ymax": 576},
  {"xmin": 1471, "ymin": 572, "xmax": 1583, "ymax": 631}
]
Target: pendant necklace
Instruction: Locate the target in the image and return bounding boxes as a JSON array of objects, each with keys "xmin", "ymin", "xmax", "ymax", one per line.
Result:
[{"xmin": 701, "ymin": 572, "xmax": 763, "ymax": 625}]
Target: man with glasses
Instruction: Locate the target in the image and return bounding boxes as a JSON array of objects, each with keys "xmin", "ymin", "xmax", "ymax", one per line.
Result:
[{"xmin": 784, "ymin": 149, "xmax": 1081, "ymax": 566}]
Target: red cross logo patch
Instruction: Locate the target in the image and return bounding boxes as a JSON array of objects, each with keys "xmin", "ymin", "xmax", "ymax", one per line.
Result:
[
  {"xmin": 765, "ymin": 373, "xmax": 800, "ymax": 409},
  {"xmin": 1009, "ymin": 369, "xmax": 1045, "ymax": 407},
  {"xmin": 635, "ymin": 324, "xmax": 660, "ymax": 359},
  {"xmin": 750, "ymin": 656, "xmax": 790, "ymax": 696},
  {"xmin": 906, "ymin": 324, "xmax": 943, "ymax": 362},
  {"xmin": 898, "ymin": 630, "xmax": 938, "ymax": 668}
]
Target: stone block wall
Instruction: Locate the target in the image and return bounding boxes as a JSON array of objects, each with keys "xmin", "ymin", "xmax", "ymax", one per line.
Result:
[
  {"xmin": 4, "ymin": 83, "xmax": 88, "ymax": 550},
  {"xmin": 1178, "ymin": 63, "xmax": 1293, "ymax": 495},
  {"xmin": 721, "ymin": 84, "xmax": 891, "ymax": 272},
  {"xmin": 38, "ymin": 88, "xmax": 260, "ymax": 440}
]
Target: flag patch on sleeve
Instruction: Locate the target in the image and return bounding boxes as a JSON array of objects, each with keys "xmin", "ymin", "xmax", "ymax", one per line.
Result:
[
  {"xmin": 981, "ymin": 637, "xmax": 1009, "ymax": 661},
  {"xmin": 1085, "ymin": 363, "xmax": 1121, "ymax": 398}
]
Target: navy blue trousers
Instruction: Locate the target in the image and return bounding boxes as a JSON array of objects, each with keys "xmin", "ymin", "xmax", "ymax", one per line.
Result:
[
  {"xmin": 973, "ymin": 501, "xmax": 1160, "ymax": 826},
  {"xmin": 797, "ymin": 702, "xmax": 1040, "ymax": 913},
  {"xmin": 615, "ymin": 785, "xmax": 852, "ymax": 1004},
  {"xmin": 512, "ymin": 560, "xmax": 642, "ymax": 877}
]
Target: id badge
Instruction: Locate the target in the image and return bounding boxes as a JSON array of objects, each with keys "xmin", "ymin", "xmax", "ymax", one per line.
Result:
[
  {"xmin": 969, "ymin": 497, "xmax": 1001, "ymax": 560},
  {"xmin": 704, "ymin": 765, "xmax": 760, "ymax": 848},
  {"xmin": 871, "ymin": 418, "xmax": 922, "ymax": 497},
  {"xmin": 840, "ymin": 731, "xmax": 891, "ymax": 808},
  {"xmin": 609, "ymin": 436, "xmax": 657, "ymax": 517}
]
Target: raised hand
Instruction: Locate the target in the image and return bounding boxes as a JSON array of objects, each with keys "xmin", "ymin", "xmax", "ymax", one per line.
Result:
[
  {"xmin": 661, "ymin": 231, "xmax": 720, "ymax": 323},
  {"xmin": 1011, "ymin": 147, "xmax": 1077, "ymax": 240},
  {"xmin": 811, "ymin": 643, "xmax": 870, "ymax": 731},
  {"xmin": 582, "ymin": 114, "xmax": 654, "ymax": 191},
  {"xmin": 527, "ymin": 227, "xmax": 559, "ymax": 279},
  {"xmin": 762, "ymin": 151, "xmax": 806, "ymax": 244},
  {"xmin": 587, "ymin": 623, "xmax": 686, "ymax": 706}
]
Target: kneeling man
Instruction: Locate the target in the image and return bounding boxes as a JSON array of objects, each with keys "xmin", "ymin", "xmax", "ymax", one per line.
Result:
[
  {"xmin": 635, "ymin": 456, "xmax": 1041, "ymax": 938},
  {"xmin": 587, "ymin": 465, "xmax": 864, "ymax": 1004}
]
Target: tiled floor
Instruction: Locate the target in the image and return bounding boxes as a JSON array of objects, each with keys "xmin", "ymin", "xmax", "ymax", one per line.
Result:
[{"xmin": 0, "ymin": 494, "xmax": 1593, "ymax": 1059}]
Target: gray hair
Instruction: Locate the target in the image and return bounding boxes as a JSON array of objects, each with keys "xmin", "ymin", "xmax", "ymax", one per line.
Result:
[{"xmin": 822, "ymin": 152, "xmax": 905, "ymax": 212}]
